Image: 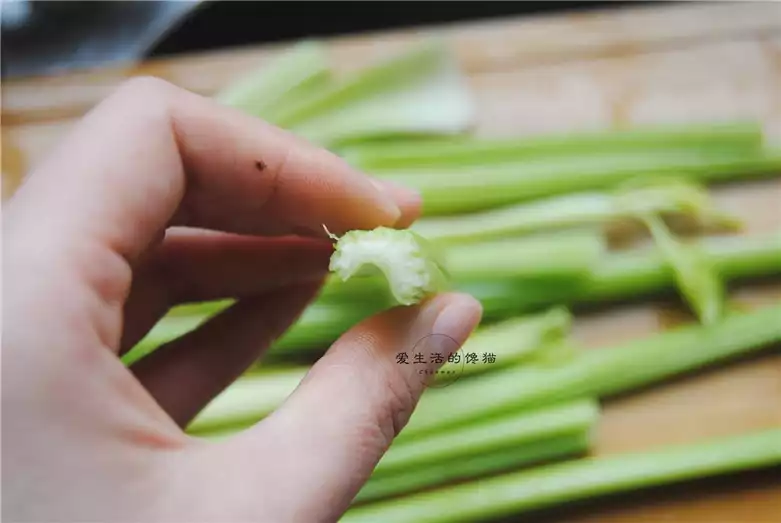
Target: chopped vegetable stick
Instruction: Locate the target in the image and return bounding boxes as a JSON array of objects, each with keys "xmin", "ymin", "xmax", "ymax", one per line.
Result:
[{"xmin": 343, "ymin": 428, "xmax": 781, "ymax": 523}]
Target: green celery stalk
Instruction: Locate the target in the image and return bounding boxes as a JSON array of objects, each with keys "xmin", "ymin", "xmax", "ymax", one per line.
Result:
[
  {"xmin": 214, "ymin": 41, "xmax": 332, "ymax": 123},
  {"xmin": 343, "ymin": 428, "xmax": 781, "ymax": 523},
  {"xmin": 340, "ymin": 121, "xmax": 765, "ymax": 170},
  {"xmin": 411, "ymin": 180, "xmax": 737, "ymax": 245},
  {"xmin": 643, "ymin": 215, "xmax": 725, "ymax": 324},
  {"xmin": 277, "ymin": 41, "xmax": 473, "ymax": 146},
  {"xmin": 398, "ymin": 304, "xmax": 781, "ymax": 440},
  {"xmin": 373, "ymin": 399, "xmax": 598, "ymax": 478},
  {"xmin": 187, "ymin": 366, "xmax": 309, "ymax": 434},
  {"xmin": 356, "ymin": 432, "xmax": 590, "ymax": 505},
  {"xmin": 373, "ymin": 149, "xmax": 781, "ymax": 215},
  {"xmin": 464, "ymin": 232, "xmax": 781, "ymax": 315}
]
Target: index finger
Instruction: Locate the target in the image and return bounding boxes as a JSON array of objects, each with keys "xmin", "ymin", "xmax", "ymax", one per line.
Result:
[{"xmin": 9, "ymin": 76, "xmax": 408, "ymax": 264}]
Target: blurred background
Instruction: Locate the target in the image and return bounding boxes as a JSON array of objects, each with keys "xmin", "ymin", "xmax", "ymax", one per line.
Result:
[{"xmin": 1, "ymin": 0, "xmax": 628, "ymax": 78}]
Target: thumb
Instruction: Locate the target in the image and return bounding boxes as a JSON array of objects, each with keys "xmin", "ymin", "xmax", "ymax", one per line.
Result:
[{"xmin": 222, "ymin": 292, "xmax": 482, "ymax": 522}]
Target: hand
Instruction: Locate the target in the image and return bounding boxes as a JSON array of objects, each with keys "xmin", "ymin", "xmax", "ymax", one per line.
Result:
[{"xmin": 2, "ymin": 78, "xmax": 482, "ymax": 523}]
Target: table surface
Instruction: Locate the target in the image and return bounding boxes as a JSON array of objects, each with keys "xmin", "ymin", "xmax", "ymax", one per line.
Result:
[{"xmin": 2, "ymin": 3, "xmax": 780, "ymax": 521}]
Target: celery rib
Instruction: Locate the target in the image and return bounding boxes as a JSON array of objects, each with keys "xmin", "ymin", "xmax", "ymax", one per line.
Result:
[
  {"xmin": 341, "ymin": 121, "xmax": 765, "ymax": 170},
  {"xmin": 343, "ymin": 428, "xmax": 781, "ymax": 523},
  {"xmin": 375, "ymin": 149, "xmax": 781, "ymax": 215},
  {"xmin": 399, "ymin": 305, "xmax": 781, "ymax": 440}
]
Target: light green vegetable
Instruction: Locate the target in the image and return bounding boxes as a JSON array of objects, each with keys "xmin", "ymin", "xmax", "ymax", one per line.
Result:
[
  {"xmin": 344, "ymin": 428, "xmax": 781, "ymax": 523},
  {"xmin": 375, "ymin": 399, "xmax": 598, "ymax": 477},
  {"xmin": 643, "ymin": 215, "xmax": 725, "ymax": 324},
  {"xmin": 411, "ymin": 180, "xmax": 738, "ymax": 245},
  {"xmin": 326, "ymin": 226, "xmax": 449, "ymax": 306},
  {"xmin": 372, "ymin": 149, "xmax": 781, "ymax": 215},
  {"xmin": 268, "ymin": 41, "xmax": 473, "ymax": 146},
  {"xmin": 398, "ymin": 304, "xmax": 781, "ymax": 440},
  {"xmin": 214, "ymin": 41, "xmax": 332, "ymax": 123},
  {"xmin": 356, "ymin": 400, "xmax": 597, "ymax": 504},
  {"xmin": 340, "ymin": 121, "xmax": 765, "ymax": 170}
]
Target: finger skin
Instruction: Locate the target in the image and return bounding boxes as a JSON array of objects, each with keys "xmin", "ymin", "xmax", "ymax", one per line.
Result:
[
  {"xmin": 211, "ymin": 292, "xmax": 482, "ymax": 522},
  {"xmin": 130, "ymin": 282, "xmax": 322, "ymax": 428}
]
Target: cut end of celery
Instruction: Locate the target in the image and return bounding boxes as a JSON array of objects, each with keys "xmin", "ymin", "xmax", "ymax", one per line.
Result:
[{"xmin": 328, "ymin": 227, "xmax": 448, "ymax": 306}]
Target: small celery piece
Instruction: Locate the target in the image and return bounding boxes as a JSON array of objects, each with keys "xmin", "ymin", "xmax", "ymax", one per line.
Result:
[
  {"xmin": 355, "ymin": 433, "xmax": 589, "ymax": 505},
  {"xmin": 327, "ymin": 226, "xmax": 449, "ymax": 306},
  {"xmin": 643, "ymin": 215, "xmax": 725, "ymax": 324},
  {"xmin": 398, "ymin": 304, "xmax": 781, "ymax": 440},
  {"xmin": 277, "ymin": 41, "xmax": 473, "ymax": 146},
  {"xmin": 374, "ymin": 149, "xmax": 781, "ymax": 215},
  {"xmin": 187, "ymin": 367, "xmax": 308, "ymax": 434},
  {"xmin": 343, "ymin": 428, "xmax": 781, "ymax": 523},
  {"xmin": 435, "ymin": 307, "xmax": 572, "ymax": 380},
  {"xmin": 411, "ymin": 180, "xmax": 737, "ymax": 245},
  {"xmin": 340, "ymin": 121, "xmax": 765, "ymax": 170},
  {"xmin": 214, "ymin": 41, "xmax": 332, "ymax": 123}
]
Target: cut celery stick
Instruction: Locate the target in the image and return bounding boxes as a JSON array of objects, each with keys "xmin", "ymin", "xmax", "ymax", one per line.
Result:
[
  {"xmin": 188, "ymin": 367, "xmax": 308, "ymax": 434},
  {"xmin": 278, "ymin": 41, "xmax": 473, "ymax": 146},
  {"xmin": 343, "ymin": 428, "xmax": 781, "ymax": 523},
  {"xmin": 463, "ymin": 231, "xmax": 781, "ymax": 315},
  {"xmin": 214, "ymin": 41, "xmax": 332, "ymax": 123},
  {"xmin": 341, "ymin": 121, "xmax": 765, "ymax": 170},
  {"xmin": 411, "ymin": 180, "xmax": 736, "ymax": 245},
  {"xmin": 374, "ymin": 149, "xmax": 781, "ymax": 215},
  {"xmin": 644, "ymin": 215, "xmax": 725, "ymax": 324},
  {"xmin": 327, "ymin": 226, "xmax": 449, "ymax": 306},
  {"xmin": 435, "ymin": 307, "xmax": 571, "ymax": 380},
  {"xmin": 121, "ymin": 315, "xmax": 210, "ymax": 366},
  {"xmin": 374, "ymin": 399, "xmax": 598, "ymax": 477},
  {"xmin": 355, "ymin": 431, "xmax": 590, "ymax": 505},
  {"xmin": 398, "ymin": 304, "xmax": 781, "ymax": 440}
]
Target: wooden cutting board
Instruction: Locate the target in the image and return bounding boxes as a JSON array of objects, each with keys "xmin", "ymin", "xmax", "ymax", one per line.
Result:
[{"xmin": 3, "ymin": 3, "xmax": 780, "ymax": 521}]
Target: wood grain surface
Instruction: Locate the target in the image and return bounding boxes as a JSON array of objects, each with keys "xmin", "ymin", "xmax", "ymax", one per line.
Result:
[{"xmin": 2, "ymin": 3, "xmax": 780, "ymax": 521}]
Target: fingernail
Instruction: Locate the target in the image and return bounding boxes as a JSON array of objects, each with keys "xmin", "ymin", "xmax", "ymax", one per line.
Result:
[
  {"xmin": 369, "ymin": 178, "xmax": 403, "ymax": 223},
  {"xmin": 374, "ymin": 179, "xmax": 423, "ymax": 229}
]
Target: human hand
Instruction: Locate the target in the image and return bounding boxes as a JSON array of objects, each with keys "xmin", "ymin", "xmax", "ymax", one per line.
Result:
[{"xmin": 2, "ymin": 78, "xmax": 482, "ymax": 523}]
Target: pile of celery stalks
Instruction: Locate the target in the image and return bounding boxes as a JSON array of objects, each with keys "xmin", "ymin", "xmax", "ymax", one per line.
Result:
[{"xmin": 123, "ymin": 42, "xmax": 781, "ymax": 522}]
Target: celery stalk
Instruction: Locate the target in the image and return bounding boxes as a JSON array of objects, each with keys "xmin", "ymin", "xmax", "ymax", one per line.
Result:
[
  {"xmin": 643, "ymin": 215, "xmax": 725, "ymax": 324},
  {"xmin": 274, "ymin": 41, "xmax": 473, "ymax": 146},
  {"xmin": 411, "ymin": 180, "xmax": 736, "ymax": 245},
  {"xmin": 398, "ymin": 305, "xmax": 781, "ymax": 440},
  {"xmin": 343, "ymin": 428, "xmax": 781, "ymax": 523},
  {"xmin": 374, "ymin": 149, "xmax": 781, "ymax": 215},
  {"xmin": 214, "ymin": 41, "xmax": 332, "ymax": 123},
  {"xmin": 356, "ymin": 431, "xmax": 591, "ymax": 504},
  {"xmin": 464, "ymin": 232, "xmax": 781, "ymax": 314},
  {"xmin": 340, "ymin": 121, "xmax": 765, "ymax": 170},
  {"xmin": 374, "ymin": 399, "xmax": 598, "ymax": 477}
]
